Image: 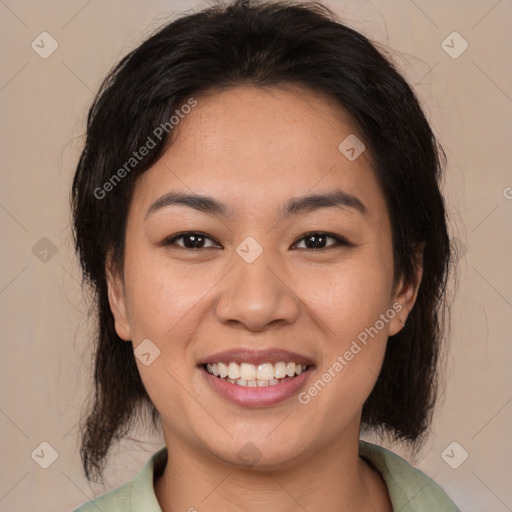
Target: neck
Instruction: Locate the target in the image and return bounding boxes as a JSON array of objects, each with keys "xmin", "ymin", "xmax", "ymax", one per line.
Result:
[{"xmin": 154, "ymin": 429, "xmax": 391, "ymax": 512}]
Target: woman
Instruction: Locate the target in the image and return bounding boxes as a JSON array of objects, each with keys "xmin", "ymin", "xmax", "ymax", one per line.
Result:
[{"xmin": 71, "ymin": 0, "xmax": 459, "ymax": 510}]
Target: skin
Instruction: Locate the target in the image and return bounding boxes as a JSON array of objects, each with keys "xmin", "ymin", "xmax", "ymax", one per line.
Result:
[{"xmin": 107, "ymin": 84, "xmax": 423, "ymax": 512}]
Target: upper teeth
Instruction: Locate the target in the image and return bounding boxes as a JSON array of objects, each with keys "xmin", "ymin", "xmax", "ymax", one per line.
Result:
[{"xmin": 206, "ymin": 361, "xmax": 306, "ymax": 381}]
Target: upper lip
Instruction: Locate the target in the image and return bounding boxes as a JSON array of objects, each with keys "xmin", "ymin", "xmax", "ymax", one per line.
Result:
[{"xmin": 197, "ymin": 348, "xmax": 315, "ymax": 367}]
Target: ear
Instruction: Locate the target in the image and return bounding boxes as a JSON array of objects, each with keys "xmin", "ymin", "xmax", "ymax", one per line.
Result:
[
  {"xmin": 105, "ymin": 254, "xmax": 131, "ymax": 341},
  {"xmin": 388, "ymin": 243, "xmax": 424, "ymax": 337}
]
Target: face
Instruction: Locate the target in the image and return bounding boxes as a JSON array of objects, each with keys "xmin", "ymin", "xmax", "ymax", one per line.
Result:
[{"xmin": 107, "ymin": 85, "xmax": 421, "ymax": 469}]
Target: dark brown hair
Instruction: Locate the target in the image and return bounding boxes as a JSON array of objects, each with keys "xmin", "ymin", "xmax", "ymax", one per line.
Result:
[{"xmin": 71, "ymin": 0, "xmax": 452, "ymax": 482}]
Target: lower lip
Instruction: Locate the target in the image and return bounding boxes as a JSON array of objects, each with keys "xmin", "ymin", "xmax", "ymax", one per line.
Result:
[{"xmin": 200, "ymin": 365, "xmax": 314, "ymax": 407}]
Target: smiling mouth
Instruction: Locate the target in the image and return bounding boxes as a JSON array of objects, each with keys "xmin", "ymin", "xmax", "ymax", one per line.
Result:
[{"xmin": 203, "ymin": 361, "xmax": 311, "ymax": 387}]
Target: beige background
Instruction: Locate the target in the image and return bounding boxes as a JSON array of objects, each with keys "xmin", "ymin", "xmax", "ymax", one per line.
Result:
[{"xmin": 1, "ymin": 0, "xmax": 511, "ymax": 510}]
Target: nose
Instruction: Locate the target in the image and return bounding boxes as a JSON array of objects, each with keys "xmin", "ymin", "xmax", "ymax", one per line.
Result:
[{"xmin": 214, "ymin": 248, "xmax": 300, "ymax": 332}]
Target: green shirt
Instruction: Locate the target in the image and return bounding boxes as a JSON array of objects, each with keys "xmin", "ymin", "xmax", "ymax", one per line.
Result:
[{"xmin": 73, "ymin": 440, "xmax": 460, "ymax": 511}]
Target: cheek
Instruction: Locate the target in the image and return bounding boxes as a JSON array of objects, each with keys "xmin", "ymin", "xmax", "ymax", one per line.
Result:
[
  {"xmin": 122, "ymin": 254, "xmax": 209, "ymax": 417},
  {"xmin": 297, "ymin": 257, "xmax": 393, "ymax": 405},
  {"xmin": 122, "ymin": 248, "xmax": 213, "ymax": 342},
  {"xmin": 301, "ymin": 256, "xmax": 394, "ymax": 338}
]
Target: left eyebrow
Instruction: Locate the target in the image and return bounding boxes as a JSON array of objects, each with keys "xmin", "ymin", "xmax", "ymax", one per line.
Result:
[
  {"xmin": 280, "ymin": 189, "xmax": 367, "ymax": 218},
  {"xmin": 145, "ymin": 188, "xmax": 368, "ymax": 220}
]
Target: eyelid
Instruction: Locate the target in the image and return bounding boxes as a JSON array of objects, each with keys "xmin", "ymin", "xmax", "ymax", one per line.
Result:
[
  {"xmin": 161, "ymin": 231, "xmax": 221, "ymax": 248},
  {"xmin": 291, "ymin": 231, "xmax": 352, "ymax": 250},
  {"xmin": 161, "ymin": 231, "xmax": 352, "ymax": 250}
]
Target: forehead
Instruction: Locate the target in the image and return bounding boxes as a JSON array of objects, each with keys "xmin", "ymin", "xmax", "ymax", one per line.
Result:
[
  {"xmin": 170, "ymin": 84, "xmax": 368, "ymax": 172},
  {"xmin": 133, "ymin": 84, "xmax": 387, "ymax": 227}
]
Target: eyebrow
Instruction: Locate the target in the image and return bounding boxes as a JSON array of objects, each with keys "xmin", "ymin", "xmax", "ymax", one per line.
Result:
[{"xmin": 145, "ymin": 188, "xmax": 367, "ymax": 220}]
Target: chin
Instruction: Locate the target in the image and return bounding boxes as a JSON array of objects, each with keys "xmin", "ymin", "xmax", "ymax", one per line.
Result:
[{"xmin": 202, "ymin": 435, "xmax": 311, "ymax": 472}]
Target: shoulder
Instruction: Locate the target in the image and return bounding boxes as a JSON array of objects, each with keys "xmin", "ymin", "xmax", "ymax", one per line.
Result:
[
  {"xmin": 359, "ymin": 440, "xmax": 460, "ymax": 512},
  {"xmin": 71, "ymin": 447, "xmax": 167, "ymax": 512},
  {"xmin": 72, "ymin": 480, "xmax": 134, "ymax": 511}
]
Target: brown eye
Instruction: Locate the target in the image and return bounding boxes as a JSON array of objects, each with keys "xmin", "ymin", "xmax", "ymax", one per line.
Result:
[
  {"xmin": 163, "ymin": 232, "xmax": 221, "ymax": 249},
  {"xmin": 293, "ymin": 232, "xmax": 349, "ymax": 250}
]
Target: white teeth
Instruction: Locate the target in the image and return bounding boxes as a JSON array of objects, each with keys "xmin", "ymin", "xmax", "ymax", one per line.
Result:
[
  {"xmin": 240, "ymin": 363, "xmax": 256, "ymax": 381},
  {"xmin": 227, "ymin": 362, "xmax": 241, "ymax": 380},
  {"xmin": 218, "ymin": 362, "xmax": 228, "ymax": 378},
  {"xmin": 257, "ymin": 363, "xmax": 274, "ymax": 380},
  {"xmin": 274, "ymin": 362, "xmax": 287, "ymax": 378},
  {"xmin": 205, "ymin": 360, "xmax": 309, "ymax": 385}
]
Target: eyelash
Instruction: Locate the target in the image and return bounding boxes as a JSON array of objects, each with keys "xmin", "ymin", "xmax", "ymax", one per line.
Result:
[{"xmin": 162, "ymin": 231, "xmax": 351, "ymax": 251}]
